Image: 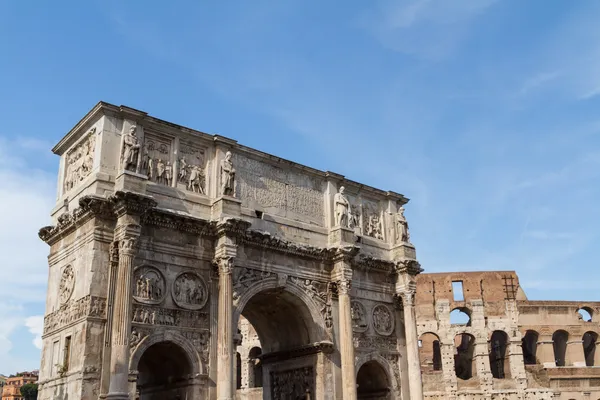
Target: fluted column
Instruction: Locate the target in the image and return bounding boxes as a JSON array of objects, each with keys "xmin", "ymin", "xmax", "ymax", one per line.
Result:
[
  {"xmin": 401, "ymin": 289, "xmax": 424, "ymax": 400},
  {"xmin": 100, "ymin": 241, "xmax": 120, "ymax": 397},
  {"xmin": 338, "ymin": 275, "xmax": 357, "ymax": 400},
  {"xmin": 106, "ymin": 237, "xmax": 138, "ymax": 400},
  {"xmin": 217, "ymin": 256, "xmax": 234, "ymax": 400},
  {"xmin": 395, "ymin": 260, "xmax": 424, "ymax": 400}
]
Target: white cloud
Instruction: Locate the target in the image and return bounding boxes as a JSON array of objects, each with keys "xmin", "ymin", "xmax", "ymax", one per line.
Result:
[
  {"xmin": 0, "ymin": 137, "xmax": 54, "ymax": 374},
  {"xmin": 365, "ymin": 0, "xmax": 499, "ymax": 59},
  {"xmin": 25, "ymin": 316, "xmax": 44, "ymax": 350}
]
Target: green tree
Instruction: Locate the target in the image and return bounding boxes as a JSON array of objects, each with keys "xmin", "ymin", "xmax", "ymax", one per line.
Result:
[{"xmin": 20, "ymin": 382, "xmax": 38, "ymax": 400}]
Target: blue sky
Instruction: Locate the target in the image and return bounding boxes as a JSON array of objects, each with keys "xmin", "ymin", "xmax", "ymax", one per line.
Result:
[{"xmin": 1, "ymin": 0, "xmax": 599, "ymax": 375}]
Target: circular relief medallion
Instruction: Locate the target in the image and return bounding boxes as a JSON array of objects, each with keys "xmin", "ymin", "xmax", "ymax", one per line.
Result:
[
  {"xmin": 172, "ymin": 271, "xmax": 208, "ymax": 310},
  {"xmin": 351, "ymin": 301, "xmax": 368, "ymax": 333},
  {"xmin": 372, "ymin": 304, "xmax": 394, "ymax": 336},
  {"xmin": 59, "ymin": 265, "xmax": 75, "ymax": 304},
  {"xmin": 133, "ymin": 266, "xmax": 166, "ymax": 304}
]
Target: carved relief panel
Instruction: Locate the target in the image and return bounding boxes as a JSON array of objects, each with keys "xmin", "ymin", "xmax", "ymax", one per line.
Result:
[
  {"xmin": 233, "ymin": 267, "xmax": 273, "ymax": 301},
  {"xmin": 172, "ymin": 272, "xmax": 208, "ymax": 310},
  {"xmin": 177, "ymin": 141, "xmax": 206, "ymax": 194},
  {"xmin": 363, "ymin": 198, "xmax": 384, "ymax": 240},
  {"xmin": 271, "ymin": 367, "xmax": 315, "ymax": 399},
  {"xmin": 351, "ymin": 301, "xmax": 368, "ymax": 333},
  {"xmin": 64, "ymin": 128, "xmax": 96, "ymax": 193},
  {"xmin": 233, "ymin": 153, "xmax": 324, "ymax": 224},
  {"xmin": 372, "ymin": 304, "xmax": 394, "ymax": 336},
  {"xmin": 142, "ymin": 133, "xmax": 173, "ymax": 186},
  {"xmin": 58, "ymin": 265, "xmax": 75, "ymax": 305},
  {"xmin": 133, "ymin": 266, "xmax": 166, "ymax": 305},
  {"xmin": 132, "ymin": 303, "xmax": 208, "ymax": 329}
]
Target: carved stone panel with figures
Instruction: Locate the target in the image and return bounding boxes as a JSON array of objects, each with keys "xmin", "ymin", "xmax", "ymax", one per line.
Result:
[
  {"xmin": 142, "ymin": 133, "xmax": 173, "ymax": 186},
  {"xmin": 64, "ymin": 128, "xmax": 96, "ymax": 193},
  {"xmin": 177, "ymin": 141, "xmax": 206, "ymax": 194},
  {"xmin": 351, "ymin": 300, "xmax": 368, "ymax": 333},
  {"xmin": 363, "ymin": 199, "xmax": 384, "ymax": 240},
  {"xmin": 133, "ymin": 266, "xmax": 166, "ymax": 305},
  {"xmin": 372, "ymin": 304, "xmax": 394, "ymax": 336},
  {"xmin": 233, "ymin": 153, "xmax": 324, "ymax": 224},
  {"xmin": 271, "ymin": 367, "xmax": 315, "ymax": 400},
  {"xmin": 59, "ymin": 265, "xmax": 75, "ymax": 305},
  {"xmin": 172, "ymin": 272, "xmax": 209, "ymax": 310}
]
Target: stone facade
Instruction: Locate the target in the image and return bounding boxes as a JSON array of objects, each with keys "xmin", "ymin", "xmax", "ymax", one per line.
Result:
[
  {"xmin": 416, "ymin": 271, "xmax": 600, "ymax": 400},
  {"xmin": 37, "ymin": 102, "xmax": 599, "ymax": 400},
  {"xmin": 37, "ymin": 102, "xmax": 419, "ymax": 400}
]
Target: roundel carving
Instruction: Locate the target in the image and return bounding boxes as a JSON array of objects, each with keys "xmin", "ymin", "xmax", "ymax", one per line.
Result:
[
  {"xmin": 372, "ymin": 304, "xmax": 394, "ymax": 336},
  {"xmin": 351, "ymin": 301, "xmax": 368, "ymax": 333},
  {"xmin": 172, "ymin": 272, "xmax": 208, "ymax": 310},
  {"xmin": 133, "ymin": 266, "xmax": 166, "ymax": 304},
  {"xmin": 59, "ymin": 265, "xmax": 75, "ymax": 304}
]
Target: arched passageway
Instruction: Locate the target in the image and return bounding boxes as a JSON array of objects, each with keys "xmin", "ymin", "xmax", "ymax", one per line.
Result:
[
  {"xmin": 454, "ymin": 333, "xmax": 476, "ymax": 380},
  {"xmin": 236, "ymin": 286, "xmax": 325, "ymax": 399},
  {"xmin": 356, "ymin": 361, "xmax": 391, "ymax": 400},
  {"xmin": 136, "ymin": 341, "xmax": 193, "ymax": 400},
  {"xmin": 553, "ymin": 330, "xmax": 569, "ymax": 367},
  {"xmin": 489, "ymin": 330, "xmax": 510, "ymax": 379},
  {"xmin": 522, "ymin": 330, "xmax": 538, "ymax": 365},
  {"xmin": 583, "ymin": 331, "xmax": 598, "ymax": 366},
  {"xmin": 419, "ymin": 332, "xmax": 442, "ymax": 372}
]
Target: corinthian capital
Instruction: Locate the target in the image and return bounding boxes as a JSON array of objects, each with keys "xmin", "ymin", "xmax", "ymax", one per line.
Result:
[
  {"xmin": 119, "ymin": 237, "xmax": 138, "ymax": 254},
  {"xmin": 337, "ymin": 278, "xmax": 352, "ymax": 295},
  {"xmin": 215, "ymin": 256, "xmax": 235, "ymax": 275}
]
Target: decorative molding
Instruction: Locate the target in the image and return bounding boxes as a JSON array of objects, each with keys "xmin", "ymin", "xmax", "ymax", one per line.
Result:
[
  {"xmin": 261, "ymin": 341, "xmax": 334, "ymax": 365},
  {"xmin": 394, "ymin": 259, "xmax": 423, "ymax": 276},
  {"xmin": 110, "ymin": 190, "xmax": 157, "ymax": 217},
  {"xmin": 241, "ymin": 230, "xmax": 337, "ymax": 261},
  {"xmin": 142, "ymin": 209, "xmax": 215, "ymax": 236}
]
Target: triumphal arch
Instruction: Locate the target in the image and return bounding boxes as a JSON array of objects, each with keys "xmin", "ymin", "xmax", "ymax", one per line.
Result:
[{"xmin": 37, "ymin": 102, "xmax": 423, "ymax": 400}]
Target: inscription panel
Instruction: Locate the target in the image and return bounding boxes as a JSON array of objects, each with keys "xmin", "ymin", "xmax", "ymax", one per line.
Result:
[{"xmin": 233, "ymin": 153, "xmax": 324, "ymax": 225}]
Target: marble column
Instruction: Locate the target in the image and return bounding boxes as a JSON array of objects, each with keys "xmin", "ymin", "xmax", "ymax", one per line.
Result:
[
  {"xmin": 106, "ymin": 237, "xmax": 138, "ymax": 400},
  {"xmin": 337, "ymin": 276, "xmax": 357, "ymax": 400},
  {"xmin": 400, "ymin": 289, "xmax": 424, "ymax": 400},
  {"xmin": 217, "ymin": 257, "xmax": 234, "ymax": 400},
  {"xmin": 100, "ymin": 241, "xmax": 120, "ymax": 397}
]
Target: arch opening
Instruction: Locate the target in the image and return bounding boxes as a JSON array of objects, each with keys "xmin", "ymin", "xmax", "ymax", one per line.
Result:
[
  {"xmin": 450, "ymin": 308, "xmax": 471, "ymax": 326},
  {"xmin": 419, "ymin": 333, "xmax": 442, "ymax": 372},
  {"xmin": 454, "ymin": 333, "xmax": 476, "ymax": 380},
  {"xmin": 522, "ymin": 330, "xmax": 539, "ymax": 365},
  {"xmin": 489, "ymin": 330, "xmax": 510, "ymax": 379},
  {"xmin": 583, "ymin": 331, "xmax": 598, "ymax": 367},
  {"xmin": 136, "ymin": 341, "xmax": 193, "ymax": 400},
  {"xmin": 249, "ymin": 347, "xmax": 263, "ymax": 388},
  {"xmin": 578, "ymin": 307, "xmax": 593, "ymax": 322},
  {"xmin": 553, "ymin": 330, "xmax": 569, "ymax": 367},
  {"xmin": 356, "ymin": 360, "xmax": 391, "ymax": 400},
  {"xmin": 237, "ymin": 287, "xmax": 321, "ymax": 398}
]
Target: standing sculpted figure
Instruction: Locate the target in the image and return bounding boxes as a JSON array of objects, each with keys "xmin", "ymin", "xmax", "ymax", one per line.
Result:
[
  {"xmin": 396, "ymin": 206, "xmax": 410, "ymax": 243},
  {"xmin": 121, "ymin": 125, "xmax": 140, "ymax": 171},
  {"xmin": 156, "ymin": 159, "xmax": 165, "ymax": 184},
  {"xmin": 334, "ymin": 186, "xmax": 350, "ymax": 227},
  {"xmin": 220, "ymin": 151, "xmax": 236, "ymax": 196}
]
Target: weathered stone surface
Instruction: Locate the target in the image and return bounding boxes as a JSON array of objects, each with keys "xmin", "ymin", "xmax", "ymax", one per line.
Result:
[{"xmin": 37, "ymin": 102, "xmax": 599, "ymax": 400}]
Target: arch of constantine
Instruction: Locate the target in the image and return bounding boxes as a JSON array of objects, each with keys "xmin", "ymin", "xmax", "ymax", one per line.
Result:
[{"xmin": 37, "ymin": 102, "xmax": 600, "ymax": 400}]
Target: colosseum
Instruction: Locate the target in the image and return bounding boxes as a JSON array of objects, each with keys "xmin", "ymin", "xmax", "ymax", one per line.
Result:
[{"xmin": 36, "ymin": 102, "xmax": 599, "ymax": 400}]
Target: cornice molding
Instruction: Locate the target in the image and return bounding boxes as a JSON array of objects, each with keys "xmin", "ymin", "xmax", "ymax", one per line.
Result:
[
  {"xmin": 109, "ymin": 191, "xmax": 157, "ymax": 218},
  {"xmin": 142, "ymin": 209, "xmax": 216, "ymax": 236},
  {"xmin": 355, "ymin": 254, "xmax": 395, "ymax": 273},
  {"xmin": 39, "ymin": 195, "xmax": 115, "ymax": 245},
  {"xmin": 241, "ymin": 230, "xmax": 337, "ymax": 261},
  {"xmin": 394, "ymin": 259, "xmax": 423, "ymax": 276}
]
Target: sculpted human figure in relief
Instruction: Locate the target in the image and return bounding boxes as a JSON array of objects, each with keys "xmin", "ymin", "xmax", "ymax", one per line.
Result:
[
  {"xmin": 396, "ymin": 206, "xmax": 410, "ymax": 243},
  {"xmin": 220, "ymin": 151, "xmax": 236, "ymax": 196},
  {"xmin": 122, "ymin": 125, "xmax": 140, "ymax": 171},
  {"xmin": 334, "ymin": 186, "xmax": 349, "ymax": 227}
]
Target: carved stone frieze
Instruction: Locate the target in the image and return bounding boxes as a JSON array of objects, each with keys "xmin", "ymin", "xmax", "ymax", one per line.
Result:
[
  {"xmin": 132, "ymin": 304, "xmax": 208, "ymax": 329},
  {"xmin": 384, "ymin": 353, "xmax": 401, "ymax": 389},
  {"xmin": 351, "ymin": 301, "xmax": 368, "ymax": 333},
  {"xmin": 178, "ymin": 141, "xmax": 206, "ymax": 193},
  {"xmin": 109, "ymin": 191, "xmax": 158, "ymax": 218},
  {"xmin": 143, "ymin": 134, "xmax": 172, "ymax": 185},
  {"xmin": 233, "ymin": 152, "xmax": 324, "ymax": 222},
  {"xmin": 241, "ymin": 230, "xmax": 337, "ymax": 260},
  {"xmin": 133, "ymin": 266, "xmax": 166, "ymax": 305},
  {"xmin": 233, "ymin": 267, "xmax": 273, "ymax": 301},
  {"xmin": 172, "ymin": 271, "xmax": 208, "ymax": 310},
  {"xmin": 141, "ymin": 209, "xmax": 215, "ymax": 236},
  {"xmin": 44, "ymin": 295, "xmax": 106, "ymax": 335},
  {"xmin": 372, "ymin": 304, "xmax": 394, "ymax": 336},
  {"xmin": 353, "ymin": 332, "xmax": 398, "ymax": 350},
  {"xmin": 58, "ymin": 265, "xmax": 75, "ymax": 305},
  {"xmin": 288, "ymin": 276, "xmax": 328, "ymax": 304},
  {"xmin": 129, "ymin": 327, "xmax": 150, "ymax": 350},
  {"xmin": 64, "ymin": 127, "xmax": 96, "ymax": 192},
  {"xmin": 270, "ymin": 367, "xmax": 315, "ymax": 400},
  {"xmin": 180, "ymin": 330, "xmax": 210, "ymax": 366},
  {"xmin": 363, "ymin": 200, "xmax": 384, "ymax": 240}
]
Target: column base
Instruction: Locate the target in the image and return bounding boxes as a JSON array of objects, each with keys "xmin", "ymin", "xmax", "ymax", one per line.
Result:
[{"xmin": 105, "ymin": 392, "xmax": 129, "ymax": 400}]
